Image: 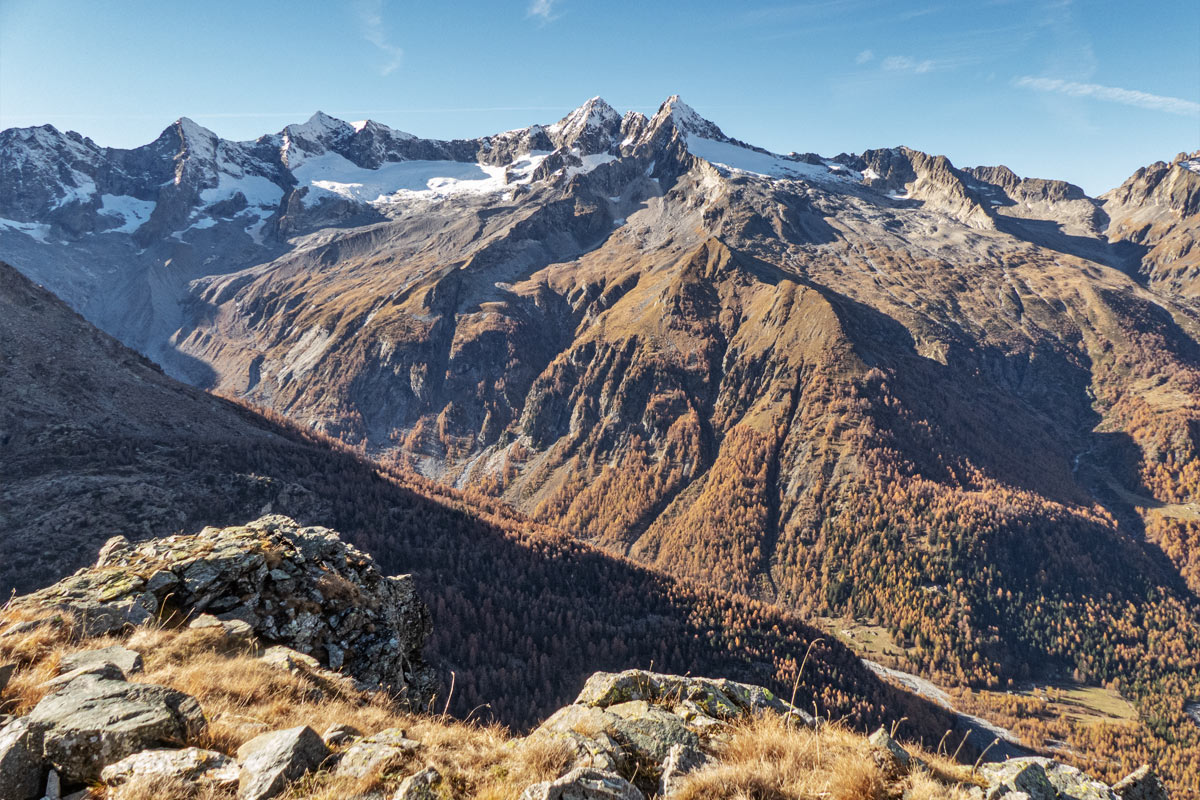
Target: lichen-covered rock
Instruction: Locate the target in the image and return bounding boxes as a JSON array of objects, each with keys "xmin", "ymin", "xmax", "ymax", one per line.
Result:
[
  {"xmin": 981, "ymin": 758, "xmax": 1119, "ymax": 800},
  {"xmin": 520, "ymin": 767, "xmax": 645, "ymax": 800},
  {"xmin": 100, "ymin": 747, "xmax": 239, "ymax": 790},
  {"xmin": 1032, "ymin": 758, "xmax": 1118, "ymax": 800},
  {"xmin": 26, "ymin": 671, "xmax": 205, "ymax": 782},
  {"xmin": 605, "ymin": 701, "xmax": 701, "ymax": 766},
  {"xmin": 576, "ymin": 669, "xmax": 812, "ymax": 725},
  {"xmin": 393, "ymin": 766, "xmax": 443, "ymax": 800},
  {"xmin": 0, "ymin": 717, "xmax": 42, "ymax": 800},
  {"xmin": 1112, "ymin": 765, "xmax": 1169, "ymax": 800},
  {"xmin": 335, "ymin": 728, "xmax": 421, "ymax": 779},
  {"xmin": 14, "ymin": 515, "xmax": 437, "ymax": 705},
  {"xmin": 59, "ymin": 645, "xmax": 143, "ymax": 676},
  {"xmin": 236, "ymin": 725, "xmax": 330, "ymax": 800}
]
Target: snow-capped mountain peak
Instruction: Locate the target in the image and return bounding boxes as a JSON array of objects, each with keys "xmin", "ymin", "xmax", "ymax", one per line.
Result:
[
  {"xmin": 653, "ymin": 94, "xmax": 729, "ymax": 143},
  {"xmin": 548, "ymin": 96, "xmax": 623, "ymax": 155}
]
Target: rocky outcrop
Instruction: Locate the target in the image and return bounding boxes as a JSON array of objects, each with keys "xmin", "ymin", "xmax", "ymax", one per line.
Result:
[
  {"xmin": 1112, "ymin": 765, "xmax": 1170, "ymax": 800},
  {"xmin": 523, "ymin": 669, "xmax": 809, "ymax": 795},
  {"xmin": 15, "ymin": 515, "xmax": 437, "ymax": 705},
  {"xmin": 980, "ymin": 757, "xmax": 1120, "ymax": 800}
]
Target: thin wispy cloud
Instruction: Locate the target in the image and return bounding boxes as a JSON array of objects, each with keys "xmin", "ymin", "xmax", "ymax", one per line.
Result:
[
  {"xmin": 1015, "ymin": 76, "xmax": 1200, "ymax": 116},
  {"xmin": 528, "ymin": 0, "xmax": 561, "ymax": 22},
  {"xmin": 855, "ymin": 49, "xmax": 874, "ymax": 65},
  {"xmin": 882, "ymin": 55, "xmax": 935, "ymax": 74},
  {"xmin": 356, "ymin": 0, "xmax": 403, "ymax": 76}
]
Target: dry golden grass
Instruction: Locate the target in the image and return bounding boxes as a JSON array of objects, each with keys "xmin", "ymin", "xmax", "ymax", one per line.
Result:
[
  {"xmin": 0, "ymin": 607, "xmax": 985, "ymax": 800},
  {"xmin": 0, "ymin": 608, "xmax": 565, "ymax": 799},
  {"xmin": 672, "ymin": 715, "xmax": 981, "ymax": 800}
]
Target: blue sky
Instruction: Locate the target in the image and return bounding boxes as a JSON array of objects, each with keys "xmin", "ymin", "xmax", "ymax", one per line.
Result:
[{"xmin": 1, "ymin": 0, "xmax": 1196, "ymax": 194}]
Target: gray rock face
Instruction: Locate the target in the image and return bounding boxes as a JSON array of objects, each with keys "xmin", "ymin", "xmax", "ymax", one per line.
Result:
[
  {"xmin": 26, "ymin": 671, "xmax": 205, "ymax": 782},
  {"xmin": 16, "ymin": 515, "xmax": 437, "ymax": 705},
  {"xmin": 59, "ymin": 645, "xmax": 143, "ymax": 676},
  {"xmin": 520, "ymin": 767, "xmax": 645, "ymax": 800},
  {"xmin": 393, "ymin": 766, "xmax": 443, "ymax": 800},
  {"xmin": 99, "ymin": 747, "xmax": 239, "ymax": 791},
  {"xmin": 0, "ymin": 717, "xmax": 42, "ymax": 800},
  {"xmin": 1112, "ymin": 766, "xmax": 1169, "ymax": 800},
  {"xmin": 236, "ymin": 725, "xmax": 330, "ymax": 800}
]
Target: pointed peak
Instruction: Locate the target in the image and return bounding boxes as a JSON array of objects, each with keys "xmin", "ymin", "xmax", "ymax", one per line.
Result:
[
  {"xmin": 551, "ymin": 96, "xmax": 622, "ymax": 135},
  {"xmin": 285, "ymin": 111, "xmax": 353, "ymax": 141},
  {"xmin": 652, "ymin": 95, "xmax": 727, "ymax": 142},
  {"xmin": 171, "ymin": 117, "xmax": 218, "ymax": 142}
]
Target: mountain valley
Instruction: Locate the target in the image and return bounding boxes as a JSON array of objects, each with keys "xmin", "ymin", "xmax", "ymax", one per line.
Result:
[{"xmin": 3, "ymin": 95, "xmax": 1200, "ymax": 792}]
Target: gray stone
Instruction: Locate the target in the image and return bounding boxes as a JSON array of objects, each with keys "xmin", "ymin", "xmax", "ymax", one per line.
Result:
[
  {"xmin": 606, "ymin": 700, "xmax": 701, "ymax": 766},
  {"xmin": 520, "ymin": 767, "xmax": 645, "ymax": 800},
  {"xmin": 1112, "ymin": 765, "xmax": 1169, "ymax": 800},
  {"xmin": 0, "ymin": 663, "xmax": 15, "ymax": 694},
  {"xmin": 659, "ymin": 742, "xmax": 708, "ymax": 797},
  {"xmin": 237, "ymin": 725, "xmax": 330, "ymax": 800},
  {"xmin": 42, "ymin": 769, "xmax": 60, "ymax": 800},
  {"xmin": 868, "ymin": 727, "xmax": 912, "ymax": 774},
  {"xmin": 100, "ymin": 747, "xmax": 239, "ymax": 790},
  {"xmin": 393, "ymin": 766, "xmax": 442, "ymax": 800},
  {"xmin": 26, "ymin": 673, "xmax": 206, "ymax": 782},
  {"xmin": 575, "ymin": 669, "xmax": 813, "ymax": 726},
  {"xmin": 41, "ymin": 661, "xmax": 125, "ymax": 691},
  {"xmin": 335, "ymin": 728, "xmax": 421, "ymax": 779},
  {"xmin": 0, "ymin": 717, "xmax": 42, "ymax": 800},
  {"xmin": 95, "ymin": 536, "xmax": 131, "ymax": 568},
  {"xmin": 321, "ymin": 722, "xmax": 362, "ymax": 747},
  {"xmin": 59, "ymin": 645, "xmax": 143, "ymax": 676}
]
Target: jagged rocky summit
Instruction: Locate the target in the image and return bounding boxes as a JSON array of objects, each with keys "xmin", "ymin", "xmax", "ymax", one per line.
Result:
[{"xmin": 10, "ymin": 515, "xmax": 436, "ymax": 702}]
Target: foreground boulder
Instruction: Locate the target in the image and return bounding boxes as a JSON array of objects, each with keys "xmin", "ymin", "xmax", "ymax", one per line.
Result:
[
  {"xmin": 524, "ymin": 669, "xmax": 809, "ymax": 795},
  {"xmin": 26, "ymin": 669, "xmax": 206, "ymax": 782},
  {"xmin": 237, "ymin": 725, "xmax": 330, "ymax": 800},
  {"xmin": 14, "ymin": 515, "xmax": 437, "ymax": 705}
]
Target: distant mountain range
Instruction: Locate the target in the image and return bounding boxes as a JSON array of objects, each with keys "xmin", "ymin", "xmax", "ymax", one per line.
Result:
[{"xmin": 3, "ymin": 96, "xmax": 1199, "ymax": 789}]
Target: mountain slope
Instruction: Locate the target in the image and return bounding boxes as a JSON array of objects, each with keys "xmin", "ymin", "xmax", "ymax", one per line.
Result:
[
  {"xmin": 4, "ymin": 98, "xmax": 1200, "ymax": 788},
  {"xmin": 0, "ymin": 259, "xmax": 960, "ymax": 741}
]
